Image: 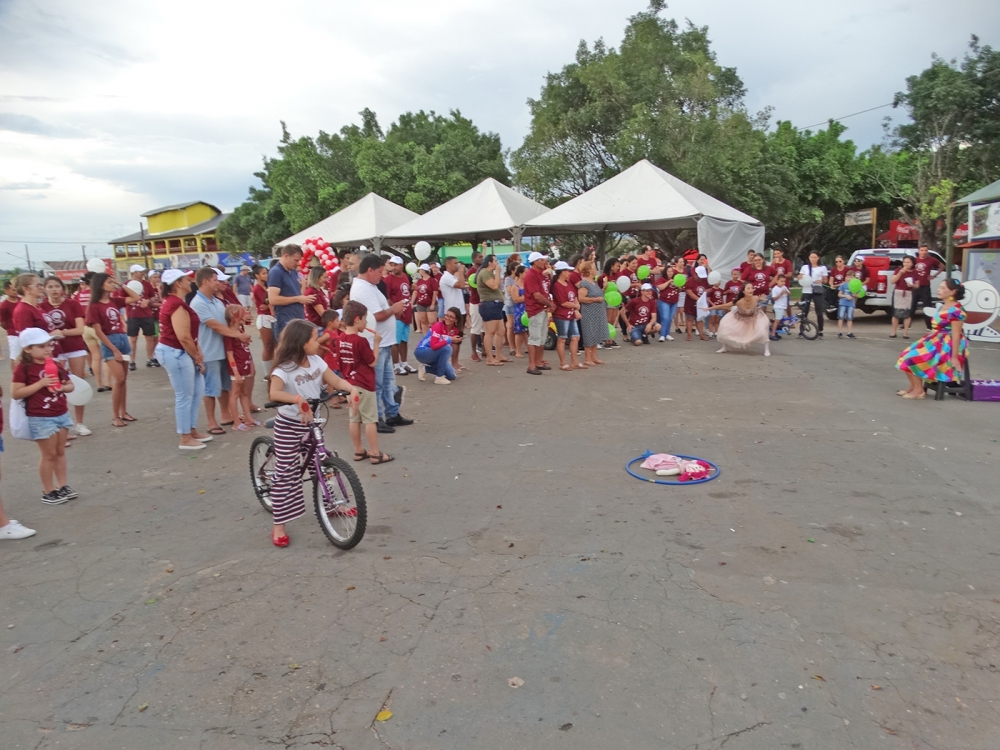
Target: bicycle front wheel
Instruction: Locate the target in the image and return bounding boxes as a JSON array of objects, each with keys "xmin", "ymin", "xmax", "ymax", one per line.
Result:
[
  {"xmin": 800, "ymin": 319, "xmax": 818, "ymax": 340},
  {"xmin": 313, "ymin": 456, "xmax": 367, "ymax": 549},
  {"xmin": 249, "ymin": 436, "xmax": 276, "ymax": 513}
]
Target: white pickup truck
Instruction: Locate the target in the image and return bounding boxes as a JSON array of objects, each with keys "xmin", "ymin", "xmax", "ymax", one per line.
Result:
[{"xmin": 845, "ymin": 248, "xmax": 948, "ymax": 316}]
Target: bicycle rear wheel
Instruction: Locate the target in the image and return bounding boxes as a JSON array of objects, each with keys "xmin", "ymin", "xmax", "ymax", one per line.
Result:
[
  {"xmin": 249, "ymin": 436, "xmax": 276, "ymax": 513},
  {"xmin": 800, "ymin": 319, "xmax": 818, "ymax": 340},
  {"xmin": 313, "ymin": 456, "xmax": 367, "ymax": 549}
]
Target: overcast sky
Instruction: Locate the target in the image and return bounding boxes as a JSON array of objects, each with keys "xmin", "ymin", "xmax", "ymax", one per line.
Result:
[{"xmin": 0, "ymin": 0, "xmax": 997, "ymax": 263}]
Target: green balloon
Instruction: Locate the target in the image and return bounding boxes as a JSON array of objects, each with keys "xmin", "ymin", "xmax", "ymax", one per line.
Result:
[
  {"xmin": 673, "ymin": 274, "xmax": 687, "ymax": 288},
  {"xmin": 857, "ymin": 289, "xmax": 866, "ymax": 299},
  {"xmin": 608, "ymin": 323, "xmax": 617, "ymax": 339},
  {"xmin": 604, "ymin": 289, "xmax": 622, "ymax": 307},
  {"xmin": 520, "ymin": 312, "xmax": 530, "ymax": 326},
  {"xmin": 637, "ymin": 265, "xmax": 650, "ymax": 280},
  {"xmin": 468, "ymin": 273, "xmax": 478, "ymax": 289},
  {"xmin": 848, "ymin": 278, "xmax": 863, "ymax": 294}
]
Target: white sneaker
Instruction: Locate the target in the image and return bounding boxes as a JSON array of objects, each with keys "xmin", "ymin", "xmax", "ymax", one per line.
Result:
[
  {"xmin": 658, "ymin": 336, "xmax": 665, "ymax": 342},
  {"xmin": 665, "ymin": 335, "xmax": 674, "ymax": 341},
  {"xmin": 74, "ymin": 423, "xmax": 92, "ymax": 436},
  {"xmin": 0, "ymin": 520, "xmax": 36, "ymax": 540},
  {"xmin": 393, "ymin": 363, "xmax": 404, "ymax": 375},
  {"xmin": 403, "ymin": 362, "xmax": 417, "ymax": 374},
  {"xmin": 417, "ymin": 364, "xmax": 426, "ymax": 382},
  {"xmin": 434, "ymin": 376, "xmax": 451, "ymax": 385}
]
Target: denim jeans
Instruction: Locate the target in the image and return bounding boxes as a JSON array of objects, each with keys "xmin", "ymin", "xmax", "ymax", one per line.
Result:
[
  {"xmin": 375, "ymin": 346, "xmax": 399, "ymax": 421},
  {"xmin": 657, "ymin": 301, "xmax": 678, "ymax": 333},
  {"xmin": 414, "ymin": 344, "xmax": 455, "ymax": 380},
  {"xmin": 155, "ymin": 344, "xmax": 205, "ymax": 434}
]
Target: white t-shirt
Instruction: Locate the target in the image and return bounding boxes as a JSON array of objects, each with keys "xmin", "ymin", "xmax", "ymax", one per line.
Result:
[
  {"xmin": 272, "ymin": 355, "xmax": 328, "ymax": 419},
  {"xmin": 772, "ymin": 284, "xmax": 789, "ymax": 310},
  {"xmin": 799, "ymin": 264, "xmax": 828, "ymax": 293},
  {"xmin": 439, "ymin": 271, "xmax": 466, "ymax": 313},
  {"xmin": 349, "ymin": 277, "xmax": 395, "ymax": 348}
]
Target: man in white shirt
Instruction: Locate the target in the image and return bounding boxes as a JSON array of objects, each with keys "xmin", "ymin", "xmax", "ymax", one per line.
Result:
[
  {"xmin": 438, "ymin": 256, "xmax": 467, "ymax": 314},
  {"xmin": 350, "ymin": 254, "xmax": 413, "ymax": 431}
]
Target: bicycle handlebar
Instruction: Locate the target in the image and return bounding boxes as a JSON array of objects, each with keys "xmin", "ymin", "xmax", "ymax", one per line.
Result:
[{"xmin": 263, "ymin": 390, "xmax": 346, "ymax": 411}]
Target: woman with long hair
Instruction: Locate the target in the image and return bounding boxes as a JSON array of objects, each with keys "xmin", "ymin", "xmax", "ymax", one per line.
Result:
[
  {"xmin": 267, "ymin": 319, "xmax": 359, "ymax": 547},
  {"xmin": 412, "ymin": 264, "xmax": 439, "ymax": 335},
  {"xmin": 551, "ymin": 263, "xmax": 584, "ymax": 370},
  {"xmin": 41, "ymin": 276, "xmax": 91, "ymax": 436},
  {"xmin": 890, "ymin": 257, "xmax": 915, "ymax": 339},
  {"xmin": 475, "ymin": 254, "xmax": 508, "ymax": 366},
  {"xmin": 716, "ymin": 282, "xmax": 772, "ymax": 356},
  {"xmin": 251, "ymin": 264, "xmax": 275, "ymax": 379},
  {"xmin": 415, "ymin": 306, "xmax": 463, "ymax": 384},
  {"xmin": 303, "ymin": 266, "xmax": 329, "ymax": 326},
  {"xmin": 797, "ymin": 251, "xmax": 829, "ymax": 338},
  {"xmin": 599, "ymin": 257, "xmax": 622, "ymax": 348},
  {"xmin": 74, "ymin": 272, "xmax": 108, "ymax": 392},
  {"xmin": 11, "ymin": 273, "xmax": 57, "ymax": 363},
  {"xmin": 155, "ymin": 269, "xmax": 212, "ymax": 450},
  {"xmin": 896, "ymin": 278, "xmax": 967, "ymax": 400},
  {"xmin": 502, "ymin": 257, "xmax": 520, "ymax": 356},
  {"xmin": 86, "ymin": 273, "xmax": 140, "ymax": 427},
  {"xmin": 509, "ymin": 265, "xmax": 528, "ymax": 358}
]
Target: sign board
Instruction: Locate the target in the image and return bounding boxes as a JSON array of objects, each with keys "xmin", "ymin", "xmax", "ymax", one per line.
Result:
[
  {"xmin": 969, "ymin": 202, "xmax": 1000, "ymax": 241},
  {"xmin": 845, "ymin": 209, "xmax": 875, "ymax": 227}
]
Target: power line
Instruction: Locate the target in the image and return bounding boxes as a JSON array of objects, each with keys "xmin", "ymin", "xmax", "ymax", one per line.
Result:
[
  {"xmin": 799, "ymin": 102, "xmax": 894, "ymax": 130},
  {"xmin": 0, "ymin": 239, "xmax": 109, "ymax": 244}
]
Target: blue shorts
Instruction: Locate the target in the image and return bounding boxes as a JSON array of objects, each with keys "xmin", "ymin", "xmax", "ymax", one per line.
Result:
[
  {"xmin": 709, "ymin": 310, "xmax": 724, "ymax": 318},
  {"xmin": 554, "ymin": 318, "xmax": 580, "ymax": 339},
  {"xmin": 838, "ymin": 305, "xmax": 855, "ymax": 321},
  {"xmin": 203, "ymin": 359, "xmax": 232, "ymax": 398},
  {"xmin": 28, "ymin": 413, "xmax": 73, "ymax": 440},
  {"xmin": 630, "ymin": 324, "xmax": 650, "ymax": 342},
  {"xmin": 395, "ymin": 319, "xmax": 410, "ymax": 343},
  {"xmin": 99, "ymin": 332, "xmax": 131, "ymax": 362},
  {"xmin": 0, "ymin": 434, "xmax": 5, "ymax": 453}
]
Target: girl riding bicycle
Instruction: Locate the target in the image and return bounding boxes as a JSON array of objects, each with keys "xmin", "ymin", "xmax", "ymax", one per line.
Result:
[{"xmin": 267, "ymin": 319, "xmax": 359, "ymax": 548}]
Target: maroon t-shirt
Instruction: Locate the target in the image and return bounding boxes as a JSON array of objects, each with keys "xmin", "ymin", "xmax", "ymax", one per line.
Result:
[
  {"xmin": 567, "ymin": 271, "xmax": 582, "ymax": 287},
  {"xmin": 742, "ymin": 266, "xmax": 773, "ymax": 295},
  {"xmin": 12, "ymin": 301, "xmax": 49, "ymax": 336},
  {"xmin": 126, "ymin": 279, "xmax": 157, "ymax": 319},
  {"xmin": 657, "ymin": 276, "xmax": 679, "ymax": 304},
  {"xmin": 852, "ymin": 265, "xmax": 870, "ymax": 286},
  {"xmin": 338, "ymin": 332, "xmax": 376, "ymax": 391},
  {"xmin": 619, "ymin": 270, "xmax": 641, "ymax": 299},
  {"xmin": 684, "ymin": 276, "xmax": 708, "ymax": 312},
  {"xmin": 769, "ymin": 259, "xmax": 793, "ymax": 280},
  {"xmin": 894, "ymin": 272, "xmax": 915, "ymax": 292},
  {"xmin": 158, "ymin": 295, "xmax": 199, "ymax": 349},
  {"xmin": 625, "ymin": 298, "xmax": 654, "ymax": 327},
  {"xmin": 912, "ymin": 256, "xmax": 942, "ymax": 287},
  {"xmin": 303, "ymin": 286, "xmax": 329, "ymax": 326},
  {"xmin": 252, "ymin": 284, "xmax": 270, "ymax": 316},
  {"xmin": 224, "ymin": 330, "xmax": 253, "ymax": 376},
  {"xmin": 468, "ymin": 265, "xmax": 482, "ymax": 305},
  {"xmin": 40, "ymin": 298, "xmax": 85, "ymax": 353},
  {"xmin": 13, "ymin": 360, "xmax": 69, "ymax": 417},
  {"xmin": 86, "ymin": 300, "xmax": 126, "ymax": 334},
  {"xmin": 829, "ymin": 266, "xmax": 848, "ymax": 288},
  {"xmin": 522, "ymin": 268, "xmax": 549, "ymax": 317},
  {"xmin": 0, "ymin": 298, "xmax": 17, "ymax": 335},
  {"xmin": 739, "ymin": 261, "xmax": 754, "ymax": 276},
  {"xmin": 383, "ymin": 273, "xmax": 413, "ymax": 324},
  {"xmin": 414, "ymin": 277, "xmax": 438, "ymax": 308},
  {"xmin": 551, "ymin": 281, "xmax": 578, "ymax": 320},
  {"xmin": 724, "ymin": 279, "xmax": 743, "ymax": 302},
  {"xmin": 707, "ymin": 287, "xmax": 726, "ymax": 307}
]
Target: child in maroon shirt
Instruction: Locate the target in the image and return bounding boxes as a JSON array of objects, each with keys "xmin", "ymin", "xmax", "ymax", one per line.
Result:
[
  {"xmin": 339, "ymin": 301, "xmax": 390, "ymax": 464},
  {"xmin": 224, "ymin": 305, "xmax": 256, "ymax": 431}
]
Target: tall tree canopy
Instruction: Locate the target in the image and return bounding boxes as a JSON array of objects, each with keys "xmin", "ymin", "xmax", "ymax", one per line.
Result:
[{"xmin": 219, "ymin": 109, "xmax": 508, "ymax": 257}]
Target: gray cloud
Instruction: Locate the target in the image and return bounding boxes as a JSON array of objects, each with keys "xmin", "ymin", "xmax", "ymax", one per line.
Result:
[
  {"xmin": 0, "ymin": 111, "xmax": 81, "ymax": 137},
  {"xmin": 0, "ymin": 181, "xmax": 52, "ymax": 190}
]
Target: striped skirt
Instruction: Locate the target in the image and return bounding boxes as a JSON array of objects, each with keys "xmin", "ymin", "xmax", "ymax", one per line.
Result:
[{"xmin": 270, "ymin": 415, "xmax": 310, "ymax": 526}]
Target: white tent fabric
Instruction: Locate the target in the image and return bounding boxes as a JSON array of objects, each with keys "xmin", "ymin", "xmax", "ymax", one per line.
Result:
[
  {"xmin": 383, "ymin": 178, "xmax": 550, "ymax": 244},
  {"xmin": 698, "ymin": 217, "xmax": 765, "ymax": 275},
  {"xmin": 276, "ymin": 193, "xmax": 419, "ymax": 251},
  {"xmin": 523, "ymin": 159, "xmax": 764, "ymax": 269}
]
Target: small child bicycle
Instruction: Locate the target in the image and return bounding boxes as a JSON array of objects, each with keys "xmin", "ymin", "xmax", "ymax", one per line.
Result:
[
  {"xmin": 775, "ymin": 303, "xmax": 818, "ymax": 340},
  {"xmin": 249, "ymin": 393, "xmax": 367, "ymax": 549}
]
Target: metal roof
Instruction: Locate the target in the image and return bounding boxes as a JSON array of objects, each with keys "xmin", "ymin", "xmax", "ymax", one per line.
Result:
[
  {"xmin": 108, "ymin": 213, "xmax": 230, "ymax": 245},
  {"xmin": 957, "ymin": 178, "xmax": 1000, "ymax": 205},
  {"xmin": 140, "ymin": 201, "xmax": 222, "ymax": 217}
]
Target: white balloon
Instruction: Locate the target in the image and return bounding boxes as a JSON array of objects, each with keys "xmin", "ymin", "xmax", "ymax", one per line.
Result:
[
  {"xmin": 414, "ymin": 241, "xmax": 431, "ymax": 261},
  {"xmin": 126, "ymin": 280, "xmax": 144, "ymax": 295},
  {"xmin": 86, "ymin": 258, "xmax": 106, "ymax": 274},
  {"xmin": 707, "ymin": 270, "xmax": 721, "ymax": 286},
  {"xmin": 405, "ymin": 262, "xmax": 417, "ymax": 276},
  {"xmin": 615, "ymin": 276, "xmax": 631, "ymax": 293},
  {"xmin": 65, "ymin": 374, "xmax": 93, "ymax": 406},
  {"xmin": 359, "ymin": 245, "xmax": 368, "ymax": 253}
]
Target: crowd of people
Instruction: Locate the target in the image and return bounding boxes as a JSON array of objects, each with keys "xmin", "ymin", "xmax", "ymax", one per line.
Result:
[{"xmin": 0, "ymin": 239, "xmax": 958, "ymax": 544}]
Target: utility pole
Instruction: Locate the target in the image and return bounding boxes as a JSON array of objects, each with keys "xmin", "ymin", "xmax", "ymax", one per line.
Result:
[
  {"xmin": 82, "ymin": 245, "xmax": 87, "ymax": 262},
  {"xmin": 24, "ymin": 244, "xmax": 32, "ymax": 273}
]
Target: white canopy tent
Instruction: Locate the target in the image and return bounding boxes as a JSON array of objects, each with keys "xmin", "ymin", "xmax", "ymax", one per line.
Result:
[
  {"xmin": 383, "ymin": 178, "xmax": 549, "ymax": 248},
  {"xmin": 276, "ymin": 193, "xmax": 419, "ymax": 253},
  {"xmin": 524, "ymin": 159, "xmax": 764, "ymax": 271}
]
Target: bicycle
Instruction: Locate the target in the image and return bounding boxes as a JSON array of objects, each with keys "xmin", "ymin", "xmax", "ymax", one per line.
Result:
[
  {"xmin": 776, "ymin": 304, "xmax": 818, "ymax": 340},
  {"xmin": 249, "ymin": 395, "xmax": 367, "ymax": 549}
]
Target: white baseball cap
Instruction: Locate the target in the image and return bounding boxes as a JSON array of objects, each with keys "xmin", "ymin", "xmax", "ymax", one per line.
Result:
[
  {"xmin": 162, "ymin": 269, "xmax": 193, "ymax": 285},
  {"xmin": 19, "ymin": 327, "xmax": 54, "ymax": 348},
  {"xmin": 129, "ymin": 264, "xmax": 145, "ymax": 273},
  {"xmin": 214, "ymin": 269, "xmax": 230, "ymax": 281},
  {"xmin": 528, "ymin": 252, "xmax": 546, "ymax": 264},
  {"xmin": 640, "ymin": 283, "xmax": 654, "ymax": 291},
  {"xmin": 388, "ymin": 255, "xmax": 404, "ymax": 265},
  {"xmin": 695, "ymin": 266, "xmax": 708, "ymax": 279},
  {"xmin": 418, "ymin": 263, "xmax": 430, "ymax": 271},
  {"xmin": 554, "ymin": 261, "xmax": 572, "ymax": 271}
]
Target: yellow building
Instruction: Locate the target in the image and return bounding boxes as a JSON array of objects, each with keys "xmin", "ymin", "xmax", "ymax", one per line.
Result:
[{"xmin": 108, "ymin": 201, "xmax": 231, "ymax": 274}]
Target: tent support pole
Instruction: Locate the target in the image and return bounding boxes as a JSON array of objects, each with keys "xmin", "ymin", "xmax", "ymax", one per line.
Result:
[{"xmin": 513, "ymin": 227, "xmax": 522, "ymax": 256}]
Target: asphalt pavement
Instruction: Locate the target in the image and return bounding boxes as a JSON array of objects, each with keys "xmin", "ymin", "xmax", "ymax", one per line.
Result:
[{"xmin": 1, "ymin": 311, "xmax": 999, "ymax": 749}]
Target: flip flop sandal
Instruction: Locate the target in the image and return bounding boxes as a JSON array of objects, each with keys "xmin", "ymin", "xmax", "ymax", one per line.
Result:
[
  {"xmin": 220, "ymin": 421, "xmax": 234, "ymax": 427},
  {"xmin": 353, "ymin": 450, "xmax": 370, "ymax": 462},
  {"xmin": 121, "ymin": 414, "xmax": 138, "ymax": 422},
  {"xmin": 97, "ymin": 386, "xmax": 111, "ymax": 393},
  {"xmin": 559, "ymin": 365, "xmax": 572, "ymax": 371},
  {"xmin": 112, "ymin": 420, "xmax": 127, "ymax": 427},
  {"xmin": 208, "ymin": 427, "xmax": 227, "ymax": 435},
  {"xmin": 234, "ymin": 424, "xmax": 250, "ymax": 431},
  {"xmin": 370, "ymin": 452, "xmax": 394, "ymax": 465}
]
